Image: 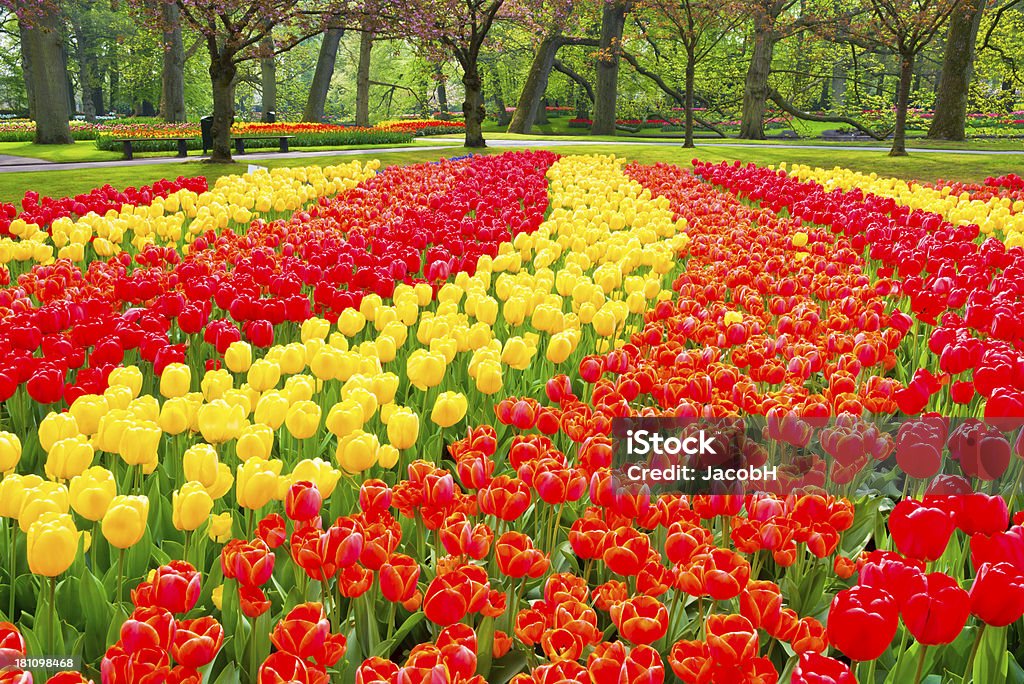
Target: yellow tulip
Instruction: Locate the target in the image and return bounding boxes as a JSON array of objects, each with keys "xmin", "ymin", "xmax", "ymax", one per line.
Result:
[
  {"xmin": 206, "ymin": 463, "xmax": 234, "ymax": 500},
  {"xmin": 27, "ymin": 512, "xmax": 79, "ymax": 577},
  {"xmin": 197, "ymin": 400, "xmax": 247, "ymax": 444},
  {"xmin": 45, "ymin": 435, "xmax": 94, "ymax": 481},
  {"xmin": 173, "ymin": 481, "xmax": 214, "ymax": 532},
  {"xmin": 68, "ymin": 394, "xmax": 109, "ymax": 436},
  {"xmin": 18, "ymin": 480, "xmax": 70, "ymax": 532},
  {"xmin": 406, "ymin": 349, "xmax": 446, "ymax": 390},
  {"xmin": 211, "ymin": 584, "xmax": 224, "ymax": 609},
  {"xmin": 285, "ymin": 400, "xmax": 321, "ymax": 440},
  {"xmin": 160, "ymin": 363, "xmax": 192, "ymax": 399},
  {"xmin": 101, "ymin": 495, "xmax": 149, "ymax": 549},
  {"xmin": 103, "ymin": 385, "xmax": 135, "ymax": 411},
  {"xmin": 474, "ymin": 359, "xmax": 504, "ymax": 395},
  {"xmin": 501, "ymin": 336, "xmax": 535, "ymax": 370},
  {"xmin": 791, "ymin": 232, "xmax": 809, "ymax": 248},
  {"xmin": 0, "ymin": 474, "xmax": 40, "ymax": 520},
  {"xmin": 0, "ymin": 431, "xmax": 22, "ymax": 472},
  {"xmin": 326, "ymin": 399, "xmax": 364, "ymax": 438},
  {"xmin": 201, "ymin": 368, "xmax": 234, "ymax": 401},
  {"xmin": 128, "ymin": 396, "xmax": 160, "ymax": 423},
  {"xmin": 183, "ymin": 443, "xmax": 219, "ymax": 488},
  {"xmin": 236, "ymin": 423, "xmax": 274, "ymax": 461},
  {"xmin": 546, "ymin": 333, "xmax": 575, "ymax": 364},
  {"xmin": 253, "ymin": 391, "xmax": 289, "ymax": 429},
  {"xmin": 386, "ymin": 407, "xmax": 420, "ymax": 449},
  {"xmin": 284, "ymin": 374, "xmax": 317, "ymax": 404},
  {"xmin": 158, "ymin": 397, "xmax": 193, "ymax": 436},
  {"xmin": 95, "ymin": 410, "xmax": 132, "ymax": 453},
  {"xmin": 107, "ymin": 366, "xmax": 143, "ymax": 398},
  {"xmin": 118, "ymin": 422, "xmax": 162, "ymax": 467},
  {"xmin": 247, "ymin": 359, "xmax": 281, "ymax": 392},
  {"xmin": 69, "ymin": 466, "xmax": 116, "ymax": 521},
  {"xmin": 290, "ymin": 458, "xmax": 342, "ymax": 498},
  {"xmin": 236, "ymin": 458, "xmax": 282, "ymax": 510},
  {"xmin": 225, "ymin": 341, "xmax": 253, "ymax": 373},
  {"xmin": 378, "ymin": 444, "xmax": 400, "ymax": 469},
  {"xmin": 335, "ymin": 430, "xmax": 380, "ymax": 474},
  {"xmin": 430, "ymin": 391, "xmax": 469, "ymax": 428},
  {"xmin": 39, "ymin": 412, "xmax": 80, "ymax": 453},
  {"xmin": 301, "ymin": 317, "xmax": 330, "ymax": 342},
  {"xmin": 208, "ymin": 512, "xmax": 233, "ymax": 543},
  {"xmin": 371, "ymin": 373, "xmax": 400, "ymax": 405}
]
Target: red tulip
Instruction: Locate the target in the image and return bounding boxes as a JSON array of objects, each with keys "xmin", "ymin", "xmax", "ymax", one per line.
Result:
[
  {"xmin": 826, "ymin": 585, "xmax": 898, "ymax": 661},
  {"xmin": 902, "ymin": 572, "xmax": 970, "ymax": 645},
  {"xmin": 171, "ymin": 617, "xmax": 224, "ymax": 669}
]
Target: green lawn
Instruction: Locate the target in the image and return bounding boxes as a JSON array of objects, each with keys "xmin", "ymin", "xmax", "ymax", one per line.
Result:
[{"xmin": 1, "ymin": 142, "xmax": 1020, "ymax": 204}]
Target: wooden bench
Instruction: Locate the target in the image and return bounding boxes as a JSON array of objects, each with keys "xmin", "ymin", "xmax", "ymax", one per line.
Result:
[
  {"xmin": 112, "ymin": 137, "xmax": 196, "ymax": 161},
  {"xmin": 231, "ymin": 136, "xmax": 295, "ymax": 155}
]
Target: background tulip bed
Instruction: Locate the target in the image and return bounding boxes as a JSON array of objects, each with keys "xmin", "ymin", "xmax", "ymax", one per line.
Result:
[
  {"xmin": 1, "ymin": 151, "xmax": 1024, "ymax": 684},
  {"xmin": 89, "ymin": 120, "xmax": 464, "ymax": 153}
]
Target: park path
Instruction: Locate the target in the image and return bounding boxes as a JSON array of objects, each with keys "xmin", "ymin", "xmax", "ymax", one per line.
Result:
[{"xmin": 0, "ymin": 137, "xmax": 1021, "ymax": 174}]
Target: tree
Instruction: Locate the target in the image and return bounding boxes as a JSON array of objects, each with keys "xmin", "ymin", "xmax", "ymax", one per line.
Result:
[
  {"xmin": 9, "ymin": 1, "xmax": 73, "ymax": 144},
  {"xmin": 304, "ymin": 27, "xmax": 344, "ymax": 122},
  {"xmin": 160, "ymin": 0, "xmax": 186, "ymax": 122},
  {"xmin": 648, "ymin": 0, "xmax": 737, "ymax": 146},
  {"xmin": 381, "ymin": 0, "xmax": 517, "ymax": 147},
  {"xmin": 591, "ymin": 0, "xmax": 631, "ymax": 135},
  {"xmin": 854, "ymin": 0, "xmax": 961, "ymax": 154},
  {"xmin": 928, "ymin": 0, "xmax": 1008, "ymax": 140},
  {"xmin": 133, "ymin": 0, "xmax": 346, "ymax": 162},
  {"xmin": 354, "ymin": 27, "xmax": 374, "ymax": 126},
  {"xmin": 260, "ymin": 23, "xmax": 277, "ymax": 121}
]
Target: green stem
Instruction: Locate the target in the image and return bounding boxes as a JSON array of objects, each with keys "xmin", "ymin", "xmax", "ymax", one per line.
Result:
[
  {"xmin": 8, "ymin": 523, "xmax": 16, "ymax": 621},
  {"xmin": 963, "ymin": 624, "xmax": 986, "ymax": 684},
  {"xmin": 858, "ymin": 657, "xmax": 877, "ymax": 684},
  {"xmin": 48, "ymin": 575, "xmax": 56, "ymax": 654},
  {"xmin": 116, "ymin": 549, "xmax": 125, "ymax": 607},
  {"xmin": 912, "ymin": 645, "xmax": 929, "ymax": 684}
]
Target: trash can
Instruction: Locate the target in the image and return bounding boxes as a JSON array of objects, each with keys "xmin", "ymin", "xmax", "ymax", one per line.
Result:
[
  {"xmin": 200, "ymin": 116, "xmax": 214, "ymax": 155},
  {"xmin": 265, "ymin": 111, "xmax": 276, "ymax": 123}
]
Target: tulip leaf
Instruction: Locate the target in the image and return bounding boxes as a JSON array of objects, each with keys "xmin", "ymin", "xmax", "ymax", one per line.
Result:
[
  {"xmin": 475, "ymin": 615, "xmax": 495, "ymax": 679},
  {"xmin": 1007, "ymin": 656, "xmax": 1024, "ymax": 684},
  {"xmin": 973, "ymin": 626, "xmax": 1008, "ymax": 684},
  {"xmin": 209, "ymin": 662, "xmax": 239, "ymax": 684},
  {"xmin": 55, "ymin": 576, "xmax": 82, "ymax": 626},
  {"xmin": 372, "ymin": 611, "xmax": 425, "ymax": 659},
  {"xmin": 840, "ymin": 495, "xmax": 883, "ymax": 557},
  {"xmin": 488, "ymin": 650, "xmax": 528, "ymax": 684},
  {"xmin": 80, "ymin": 567, "xmax": 114, "ymax": 659},
  {"xmin": 883, "ymin": 641, "xmax": 941, "ymax": 684},
  {"xmin": 105, "ymin": 604, "xmax": 128, "ymax": 651}
]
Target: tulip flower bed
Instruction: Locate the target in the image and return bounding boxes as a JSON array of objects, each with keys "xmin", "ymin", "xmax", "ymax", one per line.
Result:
[{"xmin": 2, "ymin": 151, "xmax": 1024, "ymax": 684}]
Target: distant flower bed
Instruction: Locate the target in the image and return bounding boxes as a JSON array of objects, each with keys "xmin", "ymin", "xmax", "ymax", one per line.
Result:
[{"xmin": 0, "ymin": 119, "xmax": 461, "ymax": 148}]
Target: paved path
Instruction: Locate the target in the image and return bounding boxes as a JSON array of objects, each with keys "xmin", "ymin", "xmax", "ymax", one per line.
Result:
[{"xmin": 0, "ymin": 137, "xmax": 1020, "ymax": 174}]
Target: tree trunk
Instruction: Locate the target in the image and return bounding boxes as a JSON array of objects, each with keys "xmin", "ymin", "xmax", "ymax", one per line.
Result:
[
  {"xmin": 260, "ymin": 30, "xmax": 277, "ymax": 122},
  {"xmin": 462, "ymin": 58, "xmax": 486, "ymax": 147},
  {"xmin": 831, "ymin": 60, "xmax": 846, "ymax": 107},
  {"xmin": 591, "ymin": 1, "xmax": 629, "ymax": 136},
  {"xmin": 160, "ymin": 1, "xmax": 186, "ymax": 122},
  {"xmin": 436, "ymin": 71, "xmax": 449, "ymax": 117},
  {"xmin": 21, "ymin": 12, "xmax": 73, "ymax": 144},
  {"xmin": 739, "ymin": 13, "xmax": 776, "ymax": 139},
  {"xmin": 69, "ymin": 12, "xmax": 96, "ymax": 121},
  {"xmin": 303, "ymin": 28, "xmax": 343, "ymax": 122},
  {"xmin": 490, "ymin": 72, "xmax": 510, "ymax": 126},
  {"xmin": 508, "ymin": 33, "xmax": 560, "ymax": 134},
  {"xmin": 209, "ymin": 54, "xmax": 238, "ymax": 163},
  {"xmin": 19, "ymin": 21, "xmax": 36, "ymax": 119},
  {"xmin": 537, "ymin": 98, "xmax": 549, "ymax": 124},
  {"xmin": 355, "ymin": 30, "xmax": 373, "ymax": 127},
  {"xmin": 683, "ymin": 46, "xmax": 696, "ymax": 148},
  {"xmin": 890, "ymin": 51, "xmax": 914, "ymax": 156},
  {"xmin": 927, "ymin": 0, "xmax": 986, "ymax": 140}
]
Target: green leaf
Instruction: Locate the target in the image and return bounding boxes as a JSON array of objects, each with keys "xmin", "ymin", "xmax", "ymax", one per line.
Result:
[
  {"xmin": 488, "ymin": 650, "xmax": 528, "ymax": 684},
  {"xmin": 884, "ymin": 641, "xmax": 940, "ymax": 684},
  {"xmin": 475, "ymin": 616, "xmax": 496, "ymax": 679},
  {"xmin": 106, "ymin": 604, "xmax": 129, "ymax": 651},
  {"xmin": 973, "ymin": 626, "xmax": 1009, "ymax": 684},
  {"xmin": 372, "ymin": 611, "xmax": 425, "ymax": 659},
  {"xmin": 210, "ymin": 662, "xmax": 240, "ymax": 684}
]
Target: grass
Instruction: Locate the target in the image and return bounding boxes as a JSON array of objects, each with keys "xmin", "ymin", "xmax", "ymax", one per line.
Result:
[
  {"xmin": 0, "ymin": 142, "xmax": 1020, "ymax": 204},
  {"xmin": 479, "ymin": 118, "xmax": 1024, "ymax": 151}
]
